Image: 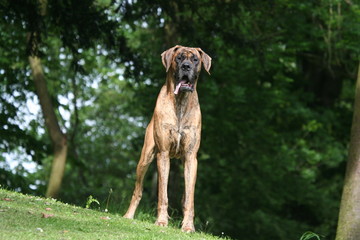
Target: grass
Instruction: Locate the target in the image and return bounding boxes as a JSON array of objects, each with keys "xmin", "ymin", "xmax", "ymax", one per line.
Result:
[{"xmin": 0, "ymin": 188, "xmax": 225, "ymax": 240}]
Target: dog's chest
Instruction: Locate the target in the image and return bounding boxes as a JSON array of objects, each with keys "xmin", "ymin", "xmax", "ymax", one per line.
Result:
[
  {"xmin": 154, "ymin": 110, "xmax": 199, "ymax": 159},
  {"xmin": 175, "ymin": 125, "xmax": 197, "ymax": 158},
  {"xmin": 153, "ymin": 91, "xmax": 200, "ymax": 158}
]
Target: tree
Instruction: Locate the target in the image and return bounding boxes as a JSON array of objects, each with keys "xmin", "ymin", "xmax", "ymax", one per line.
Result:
[
  {"xmin": 27, "ymin": 0, "xmax": 68, "ymax": 198},
  {"xmin": 336, "ymin": 63, "xmax": 360, "ymax": 240},
  {"xmin": 1, "ymin": 0, "xmax": 122, "ymax": 198},
  {"xmin": 1, "ymin": 0, "xmax": 360, "ymax": 239},
  {"xmin": 116, "ymin": 1, "xmax": 359, "ymax": 239}
]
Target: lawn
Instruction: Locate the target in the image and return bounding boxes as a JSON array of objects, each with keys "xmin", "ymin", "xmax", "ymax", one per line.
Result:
[{"xmin": 0, "ymin": 189, "xmax": 224, "ymax": 240}]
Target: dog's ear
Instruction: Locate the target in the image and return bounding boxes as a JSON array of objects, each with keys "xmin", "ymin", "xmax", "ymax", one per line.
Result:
[
  {"xmin": 161, "ymin": 45, "xmax": 181, "ymax": 72},
  {"xmin": 196, "ymin": 48, "xmax": 212, "ymax": 75}
]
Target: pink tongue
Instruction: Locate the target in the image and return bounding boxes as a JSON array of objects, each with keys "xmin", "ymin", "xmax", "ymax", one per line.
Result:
[{"xmin": 174, "ymin": 82, "xmax": 183, "ymax": 95}]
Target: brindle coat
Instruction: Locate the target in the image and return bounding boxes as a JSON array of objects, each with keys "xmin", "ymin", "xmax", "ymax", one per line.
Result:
[{"xmin": 123, "ymin": 45, "xmax": 211, "ymax": 232}]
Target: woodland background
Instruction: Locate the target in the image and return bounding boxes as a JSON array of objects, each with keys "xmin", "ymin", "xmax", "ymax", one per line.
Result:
[{"xmin": 1, "ymin": 0, "xmax": 360, "ymax": 239}]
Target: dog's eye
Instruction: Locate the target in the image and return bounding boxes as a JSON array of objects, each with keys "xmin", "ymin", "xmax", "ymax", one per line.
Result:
[
  {"xmin": 176, "ymin": 55, "xmax": 182, "ymax": 61},
  {"xmin": 193, "ymin": 58, "xmax": 198, "ymax": 62}
]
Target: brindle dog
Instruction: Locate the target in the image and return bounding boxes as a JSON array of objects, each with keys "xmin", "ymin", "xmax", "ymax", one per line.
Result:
[{"xmin": 123, "ymin": 45, "xmax": 211, "ymax": 232}]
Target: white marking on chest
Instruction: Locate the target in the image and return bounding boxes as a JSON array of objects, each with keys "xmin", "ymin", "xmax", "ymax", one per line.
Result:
[
  {"xmin": 175, "ymin": 100, "xmax": 186, "ymax": 154},
  {"xmin": 175, "ymin": 108, "xmax": 183, "ymax": 154}
]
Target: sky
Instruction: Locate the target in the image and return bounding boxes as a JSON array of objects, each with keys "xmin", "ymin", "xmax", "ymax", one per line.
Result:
[{"xmin": 1, "ymin": 93, "xmax": 42, "ymax": 174}]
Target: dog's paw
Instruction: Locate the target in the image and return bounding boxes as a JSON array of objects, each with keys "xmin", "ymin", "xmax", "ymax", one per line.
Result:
[
  {"xmin": 155, "ymin": 219, "xmax": 168, "ymax": 227},
  {"xmin": 123, "ymin": 213, "xmax": 134, "ymax": 219},
  {"xmin": 181, "ymin": 226, "xmax": 195, "ymax": 233},
  {"xmin": 181, "ymin": 223, "xmax": 195, "ymax": 233}
]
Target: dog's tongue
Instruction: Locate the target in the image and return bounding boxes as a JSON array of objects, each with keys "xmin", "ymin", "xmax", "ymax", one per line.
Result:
[{"xmin": 174, "ymin": 81, "xmax": 184, "ymax": 95}]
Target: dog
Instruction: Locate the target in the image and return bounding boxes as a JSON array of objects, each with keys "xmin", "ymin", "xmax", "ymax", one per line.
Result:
[{"xmin": 123, "ymin": 45, "xmax": 211, "ymax": 233}]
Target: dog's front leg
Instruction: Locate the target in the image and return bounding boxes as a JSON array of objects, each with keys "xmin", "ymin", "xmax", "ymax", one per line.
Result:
[
  {"xmin": 182, "ymin": 154, "xmax": 198, "ymax": 233},
  {"xmin": 155, "ymin": 151, "xmax": 170, "ymax": 227}
]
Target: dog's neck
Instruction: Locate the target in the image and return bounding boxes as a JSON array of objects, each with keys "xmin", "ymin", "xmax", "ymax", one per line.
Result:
[
  {"xmin": 175, "ymin": 90, "xmax": 200, "ymax": 128},
  {"xmin": 165, "ymin": 73, "xmax": 198, "ymax": 120},
  {"xmin": 175, "ymin": 90, "xmax": 191, "ymax": 109}
]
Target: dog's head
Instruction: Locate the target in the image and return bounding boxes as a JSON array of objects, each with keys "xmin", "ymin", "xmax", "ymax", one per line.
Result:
[{"xmin": 161, "ymin": 45, "xmax": 211, "ymax": 95}]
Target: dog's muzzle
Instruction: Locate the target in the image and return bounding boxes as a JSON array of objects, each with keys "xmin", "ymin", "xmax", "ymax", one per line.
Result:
[
  {"xmin": 174, "ymin": 77, "xmax": 194, "ymax": 94},
  {"xmin": 174, "ymin": 62, "xmax": 196, "ymax": 95}
]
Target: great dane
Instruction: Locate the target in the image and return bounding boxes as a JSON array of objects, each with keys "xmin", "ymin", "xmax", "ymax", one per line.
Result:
[{"xmin": 123, "ymin": 45, "xmax": 211, "ymax": 232}]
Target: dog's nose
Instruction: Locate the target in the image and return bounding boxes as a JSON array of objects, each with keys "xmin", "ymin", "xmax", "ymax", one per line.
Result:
[{"xmin": 181, "ymin": 62, "xmax": 191, "ymax": 71}]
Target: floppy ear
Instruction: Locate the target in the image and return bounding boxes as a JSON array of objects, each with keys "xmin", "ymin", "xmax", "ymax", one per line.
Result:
[
  {"xmin": 161, "ymin": 45, "xmax": 181, "ymax": 72},
  {"xmin": 197, "ymin": 48, "xmax": 212, "ymax": 74}
]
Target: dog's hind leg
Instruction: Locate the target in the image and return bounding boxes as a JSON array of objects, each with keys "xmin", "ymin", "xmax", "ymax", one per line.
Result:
[{"xmin": 123, "ymin": 119, "xmax": 156, "ymax": 219}]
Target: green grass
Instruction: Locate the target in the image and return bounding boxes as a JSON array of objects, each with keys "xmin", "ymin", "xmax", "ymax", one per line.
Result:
[{"xmin": 0, "ymin": 188, "xmax": 224, "ymax": 240}]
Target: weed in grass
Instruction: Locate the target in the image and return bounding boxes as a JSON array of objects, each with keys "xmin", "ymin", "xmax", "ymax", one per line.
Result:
[
  {"xmin": 85, "ymin": 195, "xmax": 100, "ymax": 209},
  {"xmin": 300, "ymin": 231, "xmax": 323, "ymax": 240},
  {"xmin": 104, "ymin": 188, "xmax": 113, "ymax": 212}
]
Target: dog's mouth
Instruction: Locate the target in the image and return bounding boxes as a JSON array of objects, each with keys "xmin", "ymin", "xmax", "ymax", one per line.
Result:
[{"xmin": 174, "ymin": 76, "xmax": 194, "ymax": 95}]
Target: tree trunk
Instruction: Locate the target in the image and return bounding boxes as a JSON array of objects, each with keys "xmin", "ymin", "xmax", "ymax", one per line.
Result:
[
  {"xmin": 29, "ymin": 56, "xmax": 68, "ymax": 199},
  {"xmin": 335, "ymin": 63, "xmax": 360, "ymax": 240},
  {"xmin": 27, "ymin": 0, "xmax": 67, "ymax": 198}
]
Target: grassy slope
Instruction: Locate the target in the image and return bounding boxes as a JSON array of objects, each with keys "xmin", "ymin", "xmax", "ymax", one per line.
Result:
[{"xmin": 0, "ymin": 189, "xmax": 224, "ymax": 240}]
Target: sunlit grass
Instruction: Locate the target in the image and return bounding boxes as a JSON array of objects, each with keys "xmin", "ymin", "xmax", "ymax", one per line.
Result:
[{"xmin": 0, "ymin": 188, "xmax": 225, "ymax": 240}]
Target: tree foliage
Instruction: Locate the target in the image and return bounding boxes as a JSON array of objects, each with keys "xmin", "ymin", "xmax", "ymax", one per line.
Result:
[{"xmin": 0, "ymin": 0, "xmax": 359, "ymax": 239}]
